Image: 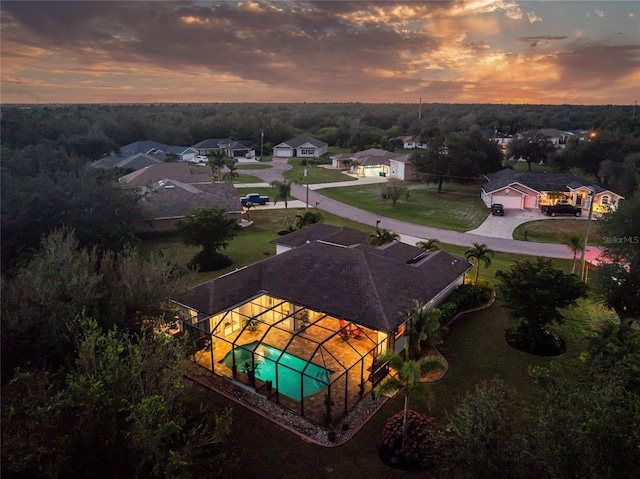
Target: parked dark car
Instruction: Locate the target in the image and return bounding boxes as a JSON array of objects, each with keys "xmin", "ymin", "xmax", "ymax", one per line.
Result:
[
  {"xmin": 240, "ymin": 193, "xmax": 269, "ymax": 206},
  {"xmin": 491, "ymin": 203, "xmax": 504, "ymax": 216},
  {"xmin": 545, "ymin": 202, "xmax": 582, "ymax": 217}
]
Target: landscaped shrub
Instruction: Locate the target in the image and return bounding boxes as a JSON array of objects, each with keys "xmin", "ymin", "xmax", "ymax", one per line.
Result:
[
  {"xmin": 378, "ymin": 409, "xmax": 442, "ymax": 470},
  {"xmin": 438, "ymin": 284, "xmax": 492, "ymax": 324},
  {"xmin": 188, "ymin": 251, "xmax": 232, "ymax": 272}
]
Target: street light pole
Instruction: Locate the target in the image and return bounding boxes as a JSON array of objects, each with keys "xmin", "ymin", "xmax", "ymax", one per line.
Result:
[
  {"xmin": 579, "ymin": 187, "xmax": 595, "ymax": 282},
  {"xmin": 260, "ymin": 130, "xmax": 264, "ymax": 161},
  {"xmin": 305, "ymin": 159, "xmax": 310, "ymax": 211}
]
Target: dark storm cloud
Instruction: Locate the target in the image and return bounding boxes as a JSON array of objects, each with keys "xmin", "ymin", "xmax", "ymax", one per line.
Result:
[
  {"xmin": 517, "ymin": 35, "xmax": 568, "ymax": 48},
  {"xmin": 1, "ymin": 1, "xmax": 435, "ymax": 93},
  {"xmin": 553, "ymin": 42, "xmax": 640, "ymax": 84}
]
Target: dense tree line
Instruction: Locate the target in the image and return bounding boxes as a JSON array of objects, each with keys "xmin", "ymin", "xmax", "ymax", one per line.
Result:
[{"xmin": 2, "ymin": 103, "xmax": 638, "ymax": 161}]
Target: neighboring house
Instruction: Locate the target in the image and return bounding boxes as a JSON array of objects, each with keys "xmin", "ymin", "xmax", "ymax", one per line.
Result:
[
  {"xmin": 134, "ymin": 179, "xmax": 243, "ymax": 233},
  {"xmin": 173, "ymin": 228, "xmax": 471, "ymax": 424},
  {"xmin": 192, "ymin": 138, "xmax": 255, "ymax": 158},
  {"xmin": 481, "ymin": 168, "xmax": 624, "ymax": 213},
  {"xmin": 330, "ymin": 148, "xmax": 416, "ymax": 180},
  {"xmin": 488, "ymin": 131, "xmax": 514, "ymax": 153},
  {"xmin": 273, "ymin": 135, "xmax": 328, "ymax": 158},
  {"xmin": 118, "ymin": 140, "xmax": 198, "ymax": 162},
  {"xmin": 90, "ymin": 152, "xmax": 166, "ymax": 170},
  {"xmin": 400, "ymin": 135, "xmax": 427, "ymax": 150},
  {"xmin": 119, "ymin": 162, "xmax": 214, "ymax": 188},
  {"xmin": 192, "ymin": 138, "xmax": 230, "ymax": 156}
]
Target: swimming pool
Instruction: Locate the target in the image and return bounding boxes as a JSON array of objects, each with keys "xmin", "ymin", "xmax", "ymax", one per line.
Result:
[{"xmin": 220, "ymin": 341, "xmax": 332, "ymax": 400}]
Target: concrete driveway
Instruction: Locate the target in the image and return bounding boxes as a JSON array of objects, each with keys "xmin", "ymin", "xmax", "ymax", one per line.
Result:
[
  {"xmin": 467, "ymin": 209, "xmax": 550, "ymax": 239},
  {"xmin": 236, "ymin": 161, "xmax": 603, "ymax": 262}
]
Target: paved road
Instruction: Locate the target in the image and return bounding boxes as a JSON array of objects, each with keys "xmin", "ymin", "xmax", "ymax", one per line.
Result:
[{"xmin": 241, "ymin": 159, "xmax": 602, "ymax": 262}]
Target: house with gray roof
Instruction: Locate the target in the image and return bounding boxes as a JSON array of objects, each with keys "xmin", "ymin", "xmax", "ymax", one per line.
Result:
[
  {"xmin": 119, "ymin": 162, "xmax": 214, "ymax": 188},
  {"xmin": 119, "ymin": 140, "xmax": 198, "ymax": 162},
  {"xmin": 481, "ymin": 168, "xmax": 623, "ymax": 212},
  {"xmin": 273, "ymin": 135, "xmax": 328, "ymax": 158},
  {"xmin": 90, "ymin": 152, "xmax": 167, "ymax": 171},
  {"xmin": 331, "ymin": 148, "xmax": 416, "ymax": 180},
  {"xmin": 134, "ymin": 179, "xmax": 243, "ymax": 233},
  {"xmin": 171, "ymin": 228, "xmax": 470, "ymax": 424},
  {"xmin": 192, "ymin": 138, "xmax": 255, "ymax": 158}
]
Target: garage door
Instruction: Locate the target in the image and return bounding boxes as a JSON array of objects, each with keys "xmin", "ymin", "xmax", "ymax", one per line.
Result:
[{"xmin": 492, "ymin": 194, "xmax": 522, "ymax": 209}]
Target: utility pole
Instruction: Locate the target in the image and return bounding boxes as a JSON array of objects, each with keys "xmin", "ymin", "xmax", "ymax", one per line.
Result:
[
  {"xmin": 579, "ymin": 188, "xmax": 595, "ymax": 282},
  {"xmin": 260, "ymin": 130, "xmax": 264, "ymax": 161},
  {"xmin": 418, "ymin": 97, "xmax": 422, "ymax": 120},
  {"xmin": 305, "ymin": 159, "xmax": 310, "ymax": 211}
]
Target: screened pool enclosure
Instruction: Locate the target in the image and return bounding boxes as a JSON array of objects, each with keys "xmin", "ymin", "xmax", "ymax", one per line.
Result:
[{"xmin": 178, "ymin": 293, "xmax": 392, "ymax": 426}]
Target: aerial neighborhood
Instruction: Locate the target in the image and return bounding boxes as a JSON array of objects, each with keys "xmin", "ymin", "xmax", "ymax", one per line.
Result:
[{"xmin": 3, "ymin": 103, "xmax": 638, "ymax": 478}]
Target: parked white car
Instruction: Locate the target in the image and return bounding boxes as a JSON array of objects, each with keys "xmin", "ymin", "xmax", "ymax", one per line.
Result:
[{"xmin": 189, "ymin": 155, "xmax": 208, "ymax": 164}]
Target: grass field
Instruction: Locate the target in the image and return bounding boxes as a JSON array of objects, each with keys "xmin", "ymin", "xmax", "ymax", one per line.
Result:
[
  {"xmin": 141, "ymin": 209, "xmax": 611, "ymax": 477},
  {"xmin": 513, "ymin": 218, "xmax": 601, "ymax": 245},
  {"xmin": 283, "ymin": 158, "xmax": 359, "ymax": 185},
  {"xmin": 318, "ymin": 182, "xmax": 488, "ymax": 231}
]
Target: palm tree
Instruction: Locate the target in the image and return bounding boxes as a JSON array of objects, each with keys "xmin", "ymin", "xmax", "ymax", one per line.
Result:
[
  {"xmin": 415, "ymin": 238, "xmax": 440, "ymax": 252},
  {"xmin": 563, "ymin": 233, "xmax": 582, "ymax": 274},
  {"xmin": 243, "ymin": 202, "xmax": 254, "ymax": 221},
  {"xmin": 223, "ymin": 158, "xmax": 239, "ymax": 183},
  {"xmin": 376, "ymin": 343, "xmax": 445, "ymax": 449},
  {"xmin": 369, "ymin": 228, "xmax": 399, "ymax": 247},
  {"xmin": 406, "ymin": 301, "xmax": 443, "ymax": 359},
  {"xmin": 271, "ymin": 178, "xmax": 293, "ymax": 225},
  {"xmin": 209, "ymin": 150, "xmax": 227, "ymax": 182},
  {"xmin": 465, "ymin": 242, "xmax": 494, "ymax": 285},
  {"xmin": 295, "ymin": 211, "xmax": 324, "ymax": 229}
]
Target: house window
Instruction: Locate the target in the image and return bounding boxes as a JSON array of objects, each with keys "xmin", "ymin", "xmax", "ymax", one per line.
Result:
[
  {"xmin": 601, "ymin": 195, "xmax": 610, "ymax": 205},
  {"xmin": 300, "ymin": 149, "xmax": 315, "ymax": 156}
]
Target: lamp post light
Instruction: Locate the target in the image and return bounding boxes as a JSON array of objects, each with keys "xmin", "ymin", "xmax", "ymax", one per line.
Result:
[
  {"xmin": 260, "ymin": 130, "xmax": 264, "ymax": 161},
  {"xmin": 304, "ymin": 159, "xmax": 310, "ymax": 211},
  {"xmin": 579, "ymin": 188, "xmax": 596, "ymax": 282}
]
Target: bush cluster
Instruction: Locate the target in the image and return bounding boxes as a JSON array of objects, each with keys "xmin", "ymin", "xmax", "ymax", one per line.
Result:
[
  {"xmin": 438, "ymin": 284, "xmax": 492, "ymax": 324},
  {"xmin": 378, "ymin": 410, "xmax": 441, "ymax": 470}
]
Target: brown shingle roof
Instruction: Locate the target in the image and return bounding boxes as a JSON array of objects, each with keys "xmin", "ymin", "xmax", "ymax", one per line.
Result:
[
  {"xmin": 140, "ymin": 180, "xmax": 242, "ymax": 219},
  {"xmin": 120, "ymin": 162, "xmax": 213, "ymax": 187}
]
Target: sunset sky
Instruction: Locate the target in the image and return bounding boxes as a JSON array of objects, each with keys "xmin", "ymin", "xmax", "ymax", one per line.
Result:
[{"xmin": 1, "ymin": 1, "xmax": 639, "ymax": 105}]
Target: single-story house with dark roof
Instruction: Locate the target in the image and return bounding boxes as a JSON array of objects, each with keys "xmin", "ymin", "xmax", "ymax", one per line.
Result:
[
  {"xmin": 273, "ymin": 135, "xmax": 328, "ymax": 158},
  {"xmin": 119, "ymin": 162, "xmax": 214, "ymax": 188},
  {"xmin": 90, "ymin": 152, "xmax": 167, "ymax": 170},
  {"xmin": 192, "ymin": 138, "xmax": 230, "ymax": 156},
  {"xmin": 118, "ymin": 140, "xmax": 198, "ymax": 162},
  {"xmin": 330, "ymin": 148, "xmax": 416, "ymax": 180},
  {"xmin": 481, "ymin": 168, "xmax": 624, "ymax": 213},
  {"xmin": 134, "ymin": 179, "xmax": 243, "ymax": 233},
  {"xmin": 172, "ymin": 230, "xmax": 470, "ymax": 424},
  {"xmin": 192, "ymin": 138, "xmax": 255, "ymax": 158}
]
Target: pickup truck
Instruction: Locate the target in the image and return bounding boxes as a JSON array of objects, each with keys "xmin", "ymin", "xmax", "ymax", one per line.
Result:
[
  {"xmin": 545, "ymin": 202, "xmax": 582, "ymax": 217},
  {"xmin": 240, "ymin": 193, "xmax": 269, "ymax": 206}
]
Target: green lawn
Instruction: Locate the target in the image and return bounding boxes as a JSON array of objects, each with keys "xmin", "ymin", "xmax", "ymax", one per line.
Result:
[
  {"xmin": 140, "ymin": 210, "xmax": 612, "ymax": 477},
  {"xmin": 513, "ymin": 218, "xmax": 601, "ymax": 245},
  {"xmin": 283, "ymin": 158, "xmax": 358, "ymax": 185},
  {"xmin": 233, "ymin": 174, "xmax": 265, "ymax": 184},
  {"xmin": 237, "ymin": 164, "xmax": 272, "ymax": 170},
  {"xmin": 318, "ymin": 182, "xmax": 488, "ymax": 231}
]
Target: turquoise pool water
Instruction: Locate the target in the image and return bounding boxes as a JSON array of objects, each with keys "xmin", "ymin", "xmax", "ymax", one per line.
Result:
[{"xmin": 220, "ymin": 341, "xmax": 331, "ymax": 400}]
